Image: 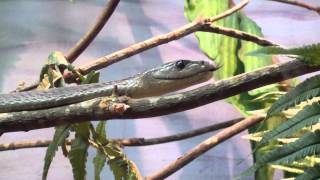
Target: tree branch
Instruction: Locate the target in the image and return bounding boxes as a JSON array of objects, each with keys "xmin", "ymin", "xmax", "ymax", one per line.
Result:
[
  {"xmin": 77, "ymin": 0, "xmax": 250, "ymax": 74},
  {"xmin": 200, "ymin": 25, "xmax": 278, "ymax": 46},
  {"xmin": 0, "ymin": 139, "xmax": 71, "ymax": 151},
  {"xmin": 15, "ymin": 0, "xmax": 251, "ymax": 92},
  {"xmin": 269, "ymin": 0, "xmax": 320, "ymax": 14},
  {"xmin": 118, "ymin": 117, "xmax": 243, "ymax": 146},
  {"xmin": 1, "ymin": 59, "xmax": 319, "ymax": 133},
  {"xmin": 66, "ymin": 0, "xmax": 120, "ymax": 62},
  {"xmin": 145, "ymin": 115, "xmax": 264, "ymax": 180},
  {"xmin": 0, "ymin": 118, "xmax": 243, "ymax": 151}
]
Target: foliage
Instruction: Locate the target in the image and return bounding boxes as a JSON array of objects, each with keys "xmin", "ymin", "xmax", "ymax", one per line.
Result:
[
  {"xmin": 68, "ymin": 123, "xmax": 90, "ymax": 180},
  {"xmin": 5, "ymin": 1, "xmax": 319, "ymax": 180},
  {"xmin": 93, "ymin": 122, "xmax": 107, "ymax": 180},
  {"xmin": 40, "ymin": 52, "xmax": 139, "ymax": 180},
  {"xmin": 184, "ymin": 0, "xmax": 279, "ymax": 116},
  {"xmin": 267, "ymin": 74, "xmax": 320, "ymax": 118},
  {"xmin": 42, "ymin": 125, "xmax": 70, "ymax": 180},
  {"xmin": 90, "ymin": 124, "xmax": 139, "ymax": 180},
  {"xmin": 184, "ymin": 1, "xmax": 283, "ymax": 179},
  {"xmin": 240, "ymin": 43, "xmax": 320, "ymax": 179},
  {"xmin": 295, "ymin": 164, "xmax": 320, "ymax": 180},
  {"xmin": 248, "ymin": 43, "xmax": 320, "ymax": 65},
  {"xmin": 241, "ymin": 131, "xmax": 320, "ymax": 177}
]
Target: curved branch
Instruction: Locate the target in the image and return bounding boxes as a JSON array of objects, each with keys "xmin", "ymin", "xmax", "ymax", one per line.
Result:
[
  {"xmin": 269, "ymin": 0, "xmax": 320, "ymax": 14},
  {"xmin": 0, "ymin": 118, "xmax": 242, "ymax": 151},
  {"xmin": 1, "ymin": 59, "xmax": 319, "ymax": 133},
  {"xmin": 200, "ymin": 25, "xmax": 278, "ymax": 46},
  {"xmin": 144, "ymin": 115, "xmax": 264, "ymax": 180},
  {"xmin": 66, "ymin": 0, "xmax": 120, "ymax": 62},
  {"xmin": 77, "ymin": 0, "xmax": 250, "ymax": 74},
  {"xmin": 118, "ymin": 117, "xmax": 243, "ymax": 146},
  {"xmin": 15, "ymin": 0, "xmax": 250, "ymax": 92},
  {"xmin": 14, "ymin": 0, "xmax": 120, "ymax": 92}
]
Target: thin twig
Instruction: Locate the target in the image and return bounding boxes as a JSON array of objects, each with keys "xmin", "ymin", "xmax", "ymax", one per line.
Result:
[
  {"xmin": 269, "ymin": 0, "xmax": 320, "ymax": 14},
  {"xmin": 0, "ymin": 118, "xmax": 243, "ymax": 151},
  {"xmin": 66, "ymin": 0, "xmax": 120, "ymax": 62},
  {"xmin": 15, "ymin": 0, "xmax": 251, "ymax": 91},
  {"xmin": 118, "ymin": 118, "xmax": 243, "ymax": 146},
  {"xmin": 200, "ymin": 25, "xmax": 278, "ymax": 46},
  {"xmin": 1, "ymin": 59, "xmax": 319, "ymax": 133},
  {"xmin": 0, "ymin": 139, "xmax": 72, "ymax": 151},
  {"xmin": 145, "ymin": 115, "xmax": 264, "ymax": 180}
]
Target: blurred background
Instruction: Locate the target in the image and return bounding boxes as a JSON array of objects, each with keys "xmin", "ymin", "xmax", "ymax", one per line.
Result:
[{"xmin": 0, "ymin": 0, "xmax": 319, "ymax": 179}]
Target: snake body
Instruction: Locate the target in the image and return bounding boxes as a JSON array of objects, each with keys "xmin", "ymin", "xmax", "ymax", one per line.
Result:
[{"xmin": 0, "ymin": 60, "xmax": 217, "ymax": 113}]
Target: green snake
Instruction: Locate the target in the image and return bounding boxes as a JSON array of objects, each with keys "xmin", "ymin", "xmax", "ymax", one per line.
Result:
[{"xmin": 0, "ymin": 60, "xmax": 217, "ymax": 113}]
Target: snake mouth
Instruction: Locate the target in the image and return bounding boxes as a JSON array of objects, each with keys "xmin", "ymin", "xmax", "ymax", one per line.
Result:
[
  {"xmin": 154, "ymin": 68, "xmax": 214, "ymax": 80},
  {"xmin": 209, "ymin": 63, "xmax": 221, "ymax": 71}
]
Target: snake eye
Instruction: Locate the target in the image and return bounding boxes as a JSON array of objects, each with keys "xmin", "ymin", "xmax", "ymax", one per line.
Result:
[{"xmin": 175, "ymin": 60, "xmax": 187, "ymax": 70}]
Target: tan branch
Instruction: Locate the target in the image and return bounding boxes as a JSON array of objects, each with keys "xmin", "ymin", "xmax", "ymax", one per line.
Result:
[
  {"xmin": 66, "ymin": 0, "xmax": 120, "ymax": 62},
  {"xmin": 269, "ymin": 0, "xmax": 320, "ymax": 14},
  {"xmin": 0, "ymin": 139, "xmax": 72, "ymax": 151},
  {"xmin": 200, "ymin": 25, "xmax": 278, "ymax": 46},
  {"xmin": 145, "ymin": 115, "xmax": 265, "ymax": 180},
  {"xmin": 15, "ymin": 0, "xmax": 250, "ymax": 91},
  {"xmin": 118, "ymin": 117, "xmax": 243, "ymax": 146},
  {"xmin": 0, "ymin": 118, "xmax": 242, "ymax": 151}
]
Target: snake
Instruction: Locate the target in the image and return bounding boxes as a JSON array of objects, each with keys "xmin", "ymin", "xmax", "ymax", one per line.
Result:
[{"xmin": 0, "ymin": 60, "xmax": 218, "ymax": 113}]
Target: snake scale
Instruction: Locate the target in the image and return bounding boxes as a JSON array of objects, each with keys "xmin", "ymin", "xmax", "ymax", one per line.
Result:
[{"xmin": 0, "ymin": 60, "xmax": 217, "ymax": 113}]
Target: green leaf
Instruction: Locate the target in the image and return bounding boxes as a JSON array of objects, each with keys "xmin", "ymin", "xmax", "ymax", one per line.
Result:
[
  {"xmin": 184, "ymin": 0, "xmax": 239, "ymax": 80},
  {"xmin": 185, "ymin": 1, "xmax": 279, "ymax": 179},
  {"xmin": 241, "ymin": 131, "xmax": 320, "ymax": 177},
  {"xmin": 248, "ymin": 43, "xmax": 320, "ymax": 65},
  {"xmin": 108, "ymin": 151, "xmax": 138, "ymax": 180},
  {"xmin": 237, "ymin": 13, "xmax": 275, "ymax": 97},
  {"xmin": 93, "ymin": 152, "xmax": 106, "ymax": 180},
  {"xmin": 296, "ymin": 163, "xmax": 320, "ymax": 180},
  {"xmin": 95, "ymin": 122, "xmax": 106, "ymax": 141},
  {"xmin": 184, "ymin": 0, "xmax": 278, "ymax": 117},
  {"xmin": 185, "ymin": 0, "xmax": 243, "ymax": 114},
  {"xmin": 270, "ymin": 164, "xmax": 304, "ymax": 174},
  {"xmin": 47, "ymin": 51, "xmax": 69, "ymax": 67},
  {"xmin": 273, "ymin": 144, "xmax": 320, "ymax": 165},
  {"xmin": 98, "ymin": 142, "xmax": 138, "ymax": 180},
  {"xmin": 39, "ymin": 65, "xmax": 49, "ymax": 81},
  {"xmin": 93, "ymin": 122, "xmax": 107, "ymax": 180},
  {"xmin": 42, "ymin": 125, "xmax": 70, "ymax": 180},
  {"xmin": 68, "ymin": 123, "xmax": 90, "ymax": 180},
  {"xmin": 247, "ymin": 46, "xmax": 285, "ymax": 57},
  {"xmin": 82, "ymin": 71, "xmax": 100, "ymax": 84},
  {"xmin": 259, "ymin": 102, "xmax": 320, "ymax": 147},
  {"xmin": 81, "ymin": 69, "xmax": 102, "ymax": 180},
  {"xmin": 267, "ymin": 74, "xmax": 320, "ymax": 117}
]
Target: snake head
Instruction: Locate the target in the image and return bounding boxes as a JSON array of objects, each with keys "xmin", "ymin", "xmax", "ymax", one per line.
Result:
[
  {"xmin": 132, "ymin": 60, "xmax": 219, "ymax": 98},
  {"xmin": 151, "ymin": 60, "xmax": 219, "ymax": 80}
]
